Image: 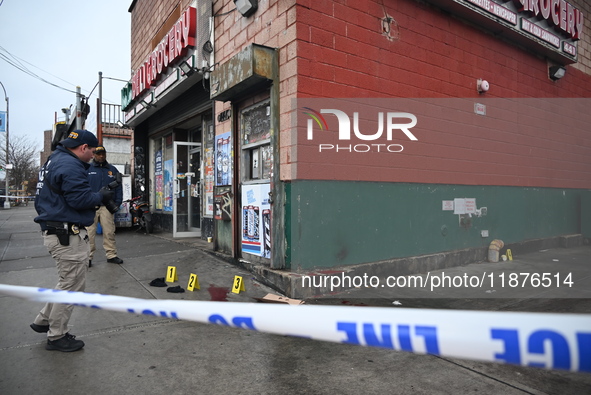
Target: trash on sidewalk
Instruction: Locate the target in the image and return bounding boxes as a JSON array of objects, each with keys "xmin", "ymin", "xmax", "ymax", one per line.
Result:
[
  {"xmin": 254, "ymin": 293, "xmax": 305, "ymax": 305},
  {"xmin": 149, "ymin": 277, "xmax": 167, "ymax": 287},
  {"xmin": 488, "ymin": 239, "xmax": 504, "ymax": 262}
]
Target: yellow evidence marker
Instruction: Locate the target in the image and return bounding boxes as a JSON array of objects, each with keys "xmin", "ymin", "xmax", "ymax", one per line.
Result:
[
  {"xmin": 166, "ymin": 266, "xmax": 179, "ymax": 283},
  {"xmin": 232, "ymin": 275, "xmax": 246, "ymax": 294},
  {"xmin": 506, "ymin": 249, "xmax": 513, "ymax": 261},
  {"xmin": 187, "ymin": 273, "xmax": 200, "ymax": 291}
]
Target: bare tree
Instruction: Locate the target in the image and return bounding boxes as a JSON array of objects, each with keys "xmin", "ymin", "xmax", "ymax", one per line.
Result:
[{"xmin": 0, "ymin": 135, "xmax": 40, "ymax": 195}]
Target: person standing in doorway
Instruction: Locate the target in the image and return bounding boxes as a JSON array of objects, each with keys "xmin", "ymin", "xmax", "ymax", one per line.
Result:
[
  {"xmin": 32, "ymin": 130, "xmax": 115, "ymax": 352},
  {"xmin": 87, "ymin": 146, "xmax": 124, "ymax": 266}
]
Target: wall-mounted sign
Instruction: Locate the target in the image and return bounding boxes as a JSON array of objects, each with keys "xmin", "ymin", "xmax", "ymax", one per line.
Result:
[
  {"xmin": 474, "ymin": 103, "xmax": 486, "ymax": 116},
  {"xmin": 453, "ymin": 198, "xmax": 476, "ymax": 214},
  {"xmin": 442, "ymin": 200, "xmax": 454, "ymax": 211},
  {"xmin": 122, "ymin": 6, "xmax": 196, "ymax": 111},
  {"xmin": 428, "ymin": 0, "xmax": 583, "ymax": 64},
  {"xmin": 217, "ymin": 109, "xmax": 231, "ymax": 123},
  {"xmin": 511, "ymin": 0, "xmax": 583, "ymax": 40}
]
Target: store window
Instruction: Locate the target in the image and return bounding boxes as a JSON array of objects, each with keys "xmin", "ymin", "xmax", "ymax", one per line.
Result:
[{"xmin": 241, "ymin": 100, "xmax": 271, "ymax": 182}]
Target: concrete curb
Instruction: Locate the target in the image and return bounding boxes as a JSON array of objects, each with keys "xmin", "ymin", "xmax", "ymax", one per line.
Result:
[{"xmin": 155, "ymin": 232, "xmax": 585, "ymax": 299}]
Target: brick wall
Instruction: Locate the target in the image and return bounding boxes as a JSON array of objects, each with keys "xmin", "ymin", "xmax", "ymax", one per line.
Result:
[
  {"xmin": 290, "ymin": 0, "xmax": 591, "ymax": 188},
  {"xmin": 131, "ymin": 1, "xmax": 591, "ymax": 189},
  {"xmin": 213, "ymin": 0, "xmax": 298, "ymax": 180},
  {"xmin": 40, "ymin": 129, "xmax": 53, "ymax": 166},
  {"xmin": 572, "ymin": 0, "xmax": 591, "ymax": 76},
  {"xmin": 130, "ymin": 0, "xmax": 194, "ymax": 71}
]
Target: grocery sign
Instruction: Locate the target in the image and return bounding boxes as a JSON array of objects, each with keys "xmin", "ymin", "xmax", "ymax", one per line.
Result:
[{"xmin": 428, "ymin": 0, "xmax": 583, "ymax": 63}]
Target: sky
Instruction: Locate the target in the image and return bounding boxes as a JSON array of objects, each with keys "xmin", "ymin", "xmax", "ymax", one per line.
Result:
[{"xmin": 0, "ymin": 0, "xmax": 132, "ymax": 153}]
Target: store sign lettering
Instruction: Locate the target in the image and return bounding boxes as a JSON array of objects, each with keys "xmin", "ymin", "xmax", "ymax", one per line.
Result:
[
  {"xmin": 512, "ymin": 0, "xmax": 583, "ymax": 40},
  {"xmin": 130, "ymin": 7, "xmax": 196, "ymax": 101}
]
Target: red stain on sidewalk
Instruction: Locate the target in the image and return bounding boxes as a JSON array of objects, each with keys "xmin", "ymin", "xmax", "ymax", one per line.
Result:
[{"xmin": 208, "ymin": 285, "xmax": 229, "ymax": 301}]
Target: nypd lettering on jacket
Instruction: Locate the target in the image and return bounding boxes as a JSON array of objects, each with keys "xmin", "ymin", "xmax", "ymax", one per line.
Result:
[
  {"xmin": 36, "ymin": 159, "xmax": 51, "ymax": 194},
  {"xmin": 0, "ymin": 284, "xmax": 588, "ymax": 373}
]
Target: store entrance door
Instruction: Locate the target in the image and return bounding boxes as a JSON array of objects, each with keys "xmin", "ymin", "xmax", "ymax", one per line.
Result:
[{"xmin": 173, "ymin": 142, "xmax": 201, "ymax": 238}]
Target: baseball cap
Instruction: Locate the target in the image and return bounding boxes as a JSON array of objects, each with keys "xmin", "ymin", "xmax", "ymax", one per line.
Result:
[
  {"xmin": 59, "ymin": 130, "xmax": 99, "ymax": 148},
  {"xmin": 95, "ymin": 146, "xmax": 107, "ymax": 154}
]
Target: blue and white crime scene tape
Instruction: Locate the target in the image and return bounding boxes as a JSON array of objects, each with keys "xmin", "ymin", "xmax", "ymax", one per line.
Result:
[{"xmin": 0, "ymin": 283, "xmax": 589, "ymax": 373}]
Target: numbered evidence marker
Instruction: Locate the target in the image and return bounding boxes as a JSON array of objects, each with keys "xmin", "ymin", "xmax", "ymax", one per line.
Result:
[
  {"xmin": 187, "ymin": 273, "xmax": 200, "ymax": 291},
  {"xmin": 232, "ymin": 275, "xmax": 246, "ymax": 294},
  {"xmin": 166, "ymin": 266, "xmax": 179, "ymax": 283},
  {"xmin": 506, "ymin": 249, "xmax": 513, "ymax": 261}
]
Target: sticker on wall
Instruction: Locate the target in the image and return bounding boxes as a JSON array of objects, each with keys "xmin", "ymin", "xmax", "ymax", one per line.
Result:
[
  {"xmin": 155, "ymin": 150, "xmax": 163, "ymax": 211},
  {"xmin": 204, "ymin": 147, "xmax": 215, "ymax": 216},
  {"xmin": 442, "ymin": 200, "xmax": 454, "ymax": 211},
  {"xmin": 164, "ymin": 159, "xmax": 173, "ymax": 212},
  {"xmin": 216, "ymin": 132, "xmax": 232, "ymax": 186}
]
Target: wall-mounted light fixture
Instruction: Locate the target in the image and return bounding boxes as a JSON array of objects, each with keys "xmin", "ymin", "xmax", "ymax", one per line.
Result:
[
  {"xmin": 549, "ymin": 65, "xmax": 566, "ymax": 81},
  {"xmin": 116, "ymin": 120, "xmax": 132, "ymax": 129},
  {"xmin": 139, "ymin": 99, "xmax": 155, "ymax": 109},
  {"xmin": 179, "ymin": 61, "xmax": 196, "ymax": 77},
  {"xmin": 477, "ymin": 79, "xmax": 489, "ymax": 93},
  {"xmin": 180, "ymin": 61, "xmax": 217, "ymax": 80},
  {"xmin": 234, "ymin": 0, "xmax": 258, "ymax": 17}
]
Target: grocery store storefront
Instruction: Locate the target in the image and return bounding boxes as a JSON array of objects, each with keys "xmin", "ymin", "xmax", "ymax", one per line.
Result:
[{"xmin": 123, "ymin": 3, "xmax": 215, "ymax": 239}]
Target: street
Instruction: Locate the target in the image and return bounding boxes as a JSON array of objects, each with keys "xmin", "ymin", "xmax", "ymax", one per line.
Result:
[{"xmin": 0, "ymin": 205, "xmax": 590, "ymax": 394}]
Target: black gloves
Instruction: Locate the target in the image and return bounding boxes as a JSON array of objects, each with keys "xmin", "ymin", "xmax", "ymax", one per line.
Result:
[{"xmin": 99, "ymin": 187, "xmax": 115, "ymax": 204}]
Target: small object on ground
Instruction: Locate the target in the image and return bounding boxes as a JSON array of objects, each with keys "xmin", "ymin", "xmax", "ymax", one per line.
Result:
[
  {"xmin": 253, "ymin": 293, "xmax": 304, "ymax": 305},
  {"xmin": 149, "ymin": 277, "xmax": 167, "ymax": 287}
]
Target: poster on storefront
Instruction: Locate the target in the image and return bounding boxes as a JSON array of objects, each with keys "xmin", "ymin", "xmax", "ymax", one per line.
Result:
[
  {"xmin": 204, "ymin": 147, "xmax": 214, "ymax": 217},
  {"xmin": 164, "ymin": 159, "xmax": 173, "ymax": 212},
  {"xmin": 215, "ymin": 132, "xmax": 232, "ymax": 186},
  {"xmin": 155, "ymin": 150, "xmax": 163, "ymax": 211},
  {"xmin": 241, "ymin": 183, "xmax": 271, "ymax": 258}
]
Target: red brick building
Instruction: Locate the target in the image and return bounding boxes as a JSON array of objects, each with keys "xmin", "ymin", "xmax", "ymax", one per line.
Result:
[{"xmin": 123, "ymin": 0, "xmax": 591, "ymax": 296}]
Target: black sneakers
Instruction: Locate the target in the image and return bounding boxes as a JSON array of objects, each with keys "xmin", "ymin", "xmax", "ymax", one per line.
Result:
[
  {"xmin": 31, "ymin": 324, "xmax": 85, "ymax": 352},
  {"xmin": 46, "ymin": 333, "xmax": 85, "ymax": 352},
  {"xmin": 107, "ymin": 257, "xmax": 124, "ymax": 264},
  {"xmin": 30, "ymin": 323, "xmax": 49, "ymax": 333}
]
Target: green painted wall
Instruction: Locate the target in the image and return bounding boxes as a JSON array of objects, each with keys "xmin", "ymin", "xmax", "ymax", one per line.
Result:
[{"xmin": 285, "ymin": 180, "xmax": 586, "ymax": 270}]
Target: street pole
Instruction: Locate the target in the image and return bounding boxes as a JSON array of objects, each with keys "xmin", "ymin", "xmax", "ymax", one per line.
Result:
[
  {"xmin": 98, "ymin": 72, "xmax": 103, "ymax": 144},
  {"xmin": 0, "ymin": 81, "xmax": 9, "ymax": 209},
  {"xmin": 76, "ymin": 86, "xmax": 82, "ymax": 130}
]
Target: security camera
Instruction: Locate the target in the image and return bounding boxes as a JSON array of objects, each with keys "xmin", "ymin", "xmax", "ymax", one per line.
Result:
[{"xmin": 477, "ymin": 79, "xmax": 489, "ymax": 93}]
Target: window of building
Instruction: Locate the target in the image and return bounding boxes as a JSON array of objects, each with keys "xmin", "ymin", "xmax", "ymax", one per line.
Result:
[{"xmin": 240, "ymin": 99, "xmax": 272, "ymax": 182}]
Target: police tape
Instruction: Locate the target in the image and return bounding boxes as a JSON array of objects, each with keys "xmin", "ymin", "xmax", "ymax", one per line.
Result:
[{"xmin": 0, "ymin": 283, "xmax": 589, "ymax": 373}]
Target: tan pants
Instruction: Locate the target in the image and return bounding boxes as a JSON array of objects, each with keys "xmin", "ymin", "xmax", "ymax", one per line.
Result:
[
  {"xmin": 34, "ymin": 230, "xmax": 89, "ymax": 340},
  {"xmin": 87, "ymin": 206, "xmax": 118, "ymax": 260}
]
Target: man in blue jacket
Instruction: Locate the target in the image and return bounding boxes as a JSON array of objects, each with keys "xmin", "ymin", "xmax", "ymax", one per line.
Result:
[
  {"xmin": 87, "ymin": 146, "xmax": 123, "ymax": 266},
  {"xmin": 32, "ymin": 130, "xmax": 114, "ymax": 352}
]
